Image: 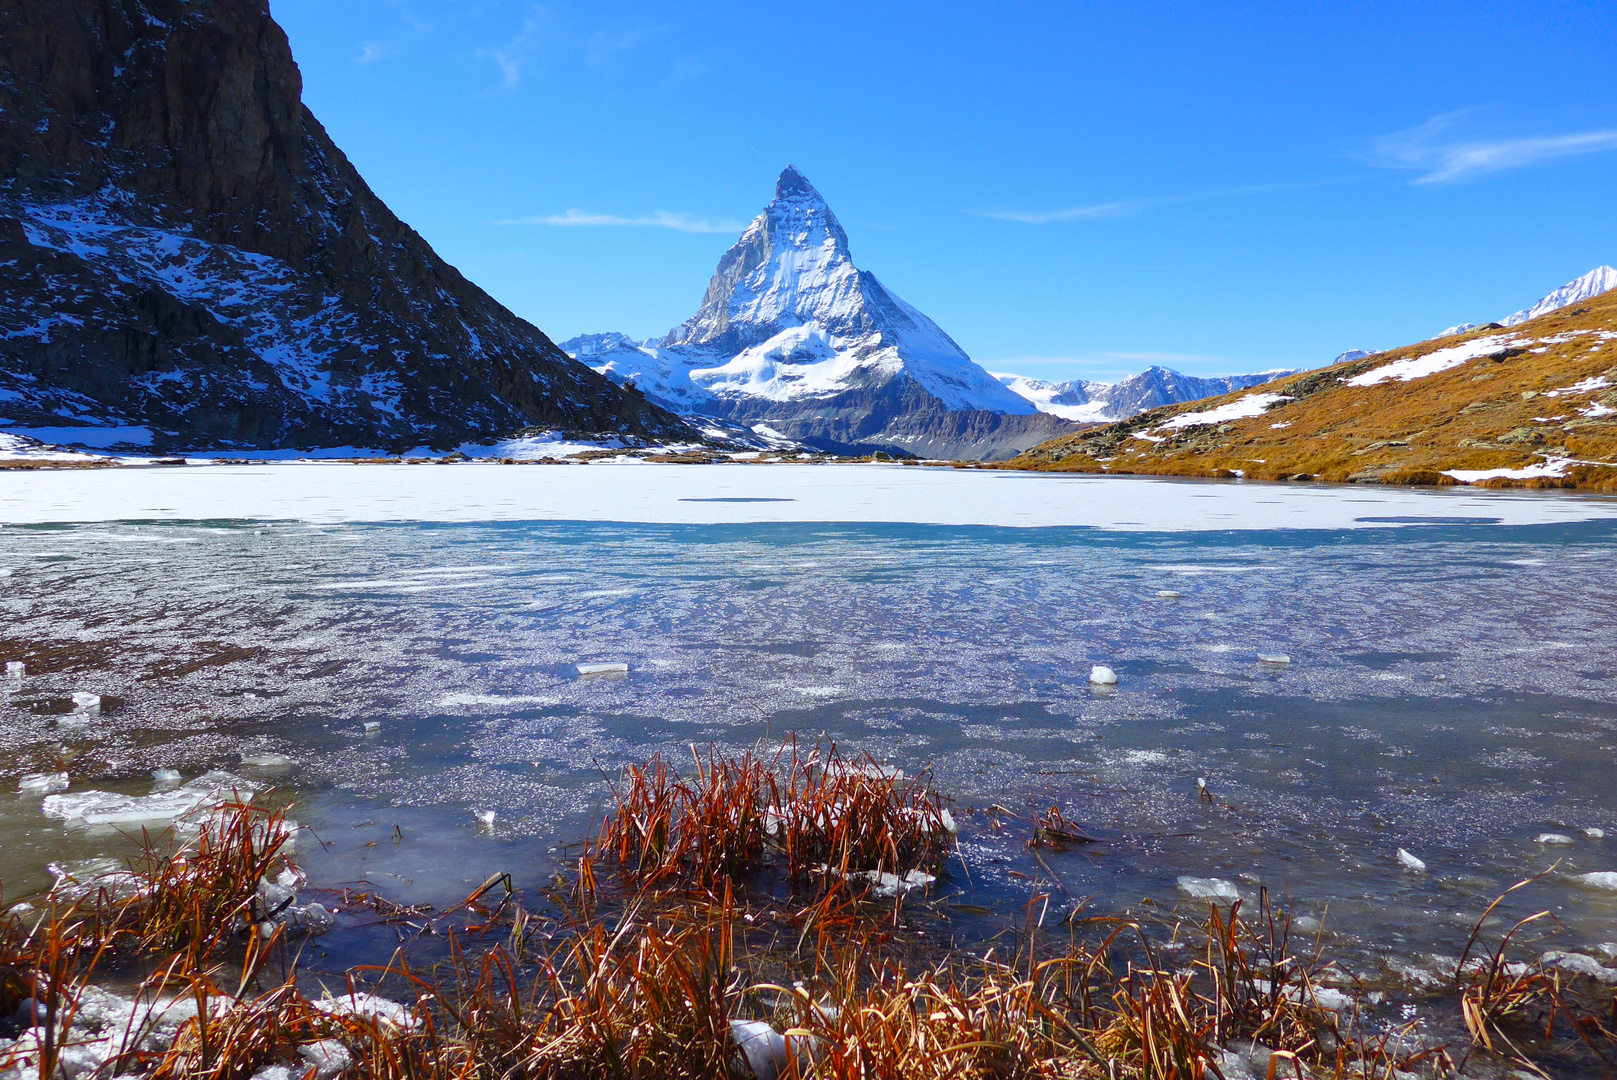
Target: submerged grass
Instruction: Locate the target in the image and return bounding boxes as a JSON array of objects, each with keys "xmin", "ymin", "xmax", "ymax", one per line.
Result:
[{"xmin": 3, "ymin": 744, "xmax": 1614, "ymax": 1080}]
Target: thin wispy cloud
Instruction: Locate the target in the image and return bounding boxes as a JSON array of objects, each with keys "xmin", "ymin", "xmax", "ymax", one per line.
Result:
[
  {"xmin": 357, "ymin": 41, "xmax": 393, "ymax": 65},
  {"xmin": 976, "ymin": 178, "xmax": 1348, "ymax": 224},
  {"xmin": 1375, "ymin": 113, "xmax": 1617, "ymax": 184},
  {"xmin": 498, "ymin": 209, "xmax": 749, "ymax": 234}
]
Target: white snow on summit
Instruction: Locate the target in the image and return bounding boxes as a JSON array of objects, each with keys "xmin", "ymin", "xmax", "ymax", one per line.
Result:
[
  {"xmin": 1434, "ymin": 266, "xmax": 1616, "ymax": 339},
  {"xmin": 564, "ymin": 167, "xmax": 1032, "ymax": 417},
  {"xmin": 1503, "ymin": 266, "xmax": 1617, "ymax": 326}
]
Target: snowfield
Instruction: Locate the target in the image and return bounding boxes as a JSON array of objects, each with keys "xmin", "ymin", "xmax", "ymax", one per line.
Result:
[
  {"xmin": 2, "ymin": 463, "xmax": 1614, "ymax": 531},
  {"xmin": 1156, "ymin": 393, "xmax": 1292, "ymax": 430},
  {"xmin": 1346, "ymin": 335, "xmax": 1519, "ymax": 387}
]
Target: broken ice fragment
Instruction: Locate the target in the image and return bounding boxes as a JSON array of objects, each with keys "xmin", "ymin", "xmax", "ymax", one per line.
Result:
[
  {"xmin": 1089, "ymin": 665, "xmax": 1117, "ymax": 685},
  {"xmin": 1176, "ymin": 876, "xmax": 1240, "ymax": 901},
  {"xmin": 42, "ymin": 770, "xmax": 261, "ymax": 827},
  {"xmin": 1534, "ymin": 832, "xmax": 1575, "ymax": 845},
  {"xmin": 70, "ymin": 692, "xmax": 101, "ymax": 714},
  {"xmin": 363, "ymin": 721, "xmax": 381, "ymax": 733},
  {"xmin": 240, "ymin": 752, "xmax": 294, "ymax": 768},
  {"xmin": 298, "ymin": 1040, "xmax": 353, "ymax": 1080},
  {"xmin": 1577, "ymin": 871, "xmax": 1617, "ymax": 891},
  {"xmin": 475, "ymin": 809, "xmax": 496, "ymax": 827},
  {"xmin": 576, "ymin": 662, "xmax": 628, "ymax": 675},
  {"xmin": 1585, "ymin": 827, "xmax": 1605, "ymax": 839},
  {"xmin": 730, "ymin": 1019, "xmax": 793, "ymax": 1080},
  {"xmin": 1257, "ymin": 653, "xmax": 1291, "ymax": 666},
  {"xmin": 1156, "ymin": 590, "xmax": 1181, "ymax": 599},
  {"xmin": 152, "ymin": 768, "xmax": 182, "ymax": 783},
  {"xmin": 18, "ymin": 772, "xmax": 68, "ymax": 794},
  {"xmin": 5, "ymin": 661, "xmax": 23, "ymax": 678},
  {"xmin": 1396, "ymin": 848, "xmax": 1427, "ymax": 872}
]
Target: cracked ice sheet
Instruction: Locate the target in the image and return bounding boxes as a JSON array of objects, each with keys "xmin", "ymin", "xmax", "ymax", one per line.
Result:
[{"xmin": 2, "ymin": 463, "xmax": 1617, "ymax": 531}]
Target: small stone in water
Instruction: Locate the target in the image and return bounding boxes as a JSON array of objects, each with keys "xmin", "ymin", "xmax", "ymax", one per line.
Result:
[
  {"xmin": 1089, "ymin": 665, "xmax": 1117, "ymax": 685},
  {"xmin": 1396, "ymin": 848, "xmax": 1427, "ymax": 872},
  {"xmin": 1535, "ymin": 832, "xmax": 1575, "ymax": 845},
  {"xmin": 1257, "ymin": 653, "xmax": 1291, "ymax": 665}
]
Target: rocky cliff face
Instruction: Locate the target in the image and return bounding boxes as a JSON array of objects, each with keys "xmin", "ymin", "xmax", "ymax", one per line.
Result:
[
  {"xmin": 0, "ymin": 0, "xmax": 686, "ymax": 451},
  {"xmin": 564, "ymin": 168, "xmax": 1074, "ymax": 460}
]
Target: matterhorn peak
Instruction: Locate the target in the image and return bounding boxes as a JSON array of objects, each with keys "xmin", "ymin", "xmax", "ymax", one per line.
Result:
[{"xmin": 775, "ymin": 165, "xmax": 823, "ymax": 202}]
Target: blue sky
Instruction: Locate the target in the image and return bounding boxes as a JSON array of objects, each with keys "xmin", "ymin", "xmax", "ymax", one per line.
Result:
[{"xmin": 274, "ymin": 0, "xmax": 1617, "ymax": 382}]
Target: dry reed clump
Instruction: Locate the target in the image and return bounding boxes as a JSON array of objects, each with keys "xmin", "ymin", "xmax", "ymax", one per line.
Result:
[{"xmin": 593, "ymin": 741, "xmax": 957, "ymax": 896}]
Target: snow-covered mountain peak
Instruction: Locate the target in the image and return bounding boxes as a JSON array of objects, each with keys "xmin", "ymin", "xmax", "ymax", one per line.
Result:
[{"xmin": 1503, "ymin": 266, "xmax": 1617, "ymax": 327}]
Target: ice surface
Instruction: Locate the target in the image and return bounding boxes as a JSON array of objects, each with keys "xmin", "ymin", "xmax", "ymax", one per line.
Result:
[
  {"xmin": 5, "ymin": 661, "xmax": 24, "ymax": 677},
  {"xmin": 42, "ymin": 770, "xmax": 260, "ymax": 826},
  {"xmin": 313, "ymin": 991, "xmax": 418, "ymax": 1028},
  {"xmin": 18, "ymin": 772, "xmax": 68, "ymax": 793},
  {"xmin": 1577, "ymin": 872, "xmax": 1617, "ymax": 891},
  {"xmin": 1396, "ymin": 848, "xmax": 1427, "ymax": 872},
  {"xmin": 240, "ymin": 752, "xmax": 294, "ymax": 767},
  {"xmin": 1257, "ymin": 653, "xmax": 1292, "ymax": 665},
  {"xmin": 730, "ymin": 1019, "xmax": 793, "ymax": 1080},
  {"xmin": 576, "ymin": 662, "xmax": 629, "ymax": 675},
  {"xmin": 1176, "ymin": 876, "xmax": 1240, "ymax": 901},
  {"xmin": 6, "ymin": 463, "xmax": 1614, "ymax": 533}
]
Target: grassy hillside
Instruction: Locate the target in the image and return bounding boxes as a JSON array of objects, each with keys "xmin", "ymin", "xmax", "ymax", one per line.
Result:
[{"xmin": 1007, "ymin": 288, "xmax": 1617, "ymax": 489}]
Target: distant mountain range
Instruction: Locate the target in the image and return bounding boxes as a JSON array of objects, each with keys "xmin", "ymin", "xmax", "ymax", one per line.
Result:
[
  {"xmin": 0, "ymin": 0, "xmax": 683, "ymax": 453},
  {"xmin": 566, "ymin": 168, "xmax": 1310, "ymax": 458},
  {"xmin": 1436, "ymin": 266, "xmax": 1617, "ymax": 340},
  {"xmin": 989, "ymin": 366, "xmax": 1301, "ymax": 425}
]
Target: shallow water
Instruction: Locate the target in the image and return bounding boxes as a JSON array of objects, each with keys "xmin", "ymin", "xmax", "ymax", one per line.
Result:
[{"xmin": 2, "ymin": 474, "xmax": 1616, "ymax": 1007}]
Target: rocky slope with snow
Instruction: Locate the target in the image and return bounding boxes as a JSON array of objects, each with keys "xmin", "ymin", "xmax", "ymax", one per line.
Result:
[
  {"xmin": 564, "ymin": 168, "xmax": 1072, "ymax": 459},
  {"xmin": 0, "ymin": 0, "xmax": 685, "ymax": 453},
  {"xmin": 1010, "ymin": 288, "xmax": 1617, "ymax": 490}
]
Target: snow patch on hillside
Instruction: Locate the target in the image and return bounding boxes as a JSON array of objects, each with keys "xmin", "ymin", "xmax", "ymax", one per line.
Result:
[
  {"xmin": 1346, "ymin": 336, "xmax": 1518, "ymax": 387},
  {"xmin": 1157, "ymin": 393, "xmax": 1292, "ymax": 430}
]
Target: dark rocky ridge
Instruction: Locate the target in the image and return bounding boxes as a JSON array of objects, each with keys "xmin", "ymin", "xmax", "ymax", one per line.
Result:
[{"xmin": 0, "ymin": 0, "xmax": 687, "ymax": 451}]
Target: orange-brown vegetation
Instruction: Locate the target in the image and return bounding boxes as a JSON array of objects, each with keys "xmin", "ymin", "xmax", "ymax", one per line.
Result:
[{"xmin": 1008, "ymin": 289, "xmax": 1617, "ymax": 490}]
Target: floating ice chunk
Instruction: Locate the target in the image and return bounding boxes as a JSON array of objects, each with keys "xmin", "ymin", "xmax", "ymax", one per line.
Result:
[
  {"xmin": 284, "ymin": 902, "xmax": 335, "ymax": 935},
  {"xmin": 70, "ymin": 691, "xmax": 102, "ymax": 715},
  {"xmin": 475, "ymin": 809, "xmax": 496, "ymax": 827},
  {"xmin": 240, "ymin": 752, "xmax": 293, "ymax": 768},
  {"xmin": 249, "ymin": 1067, "xmax": 297, "ymax": 1080},
  {"xmin": 1540, "ymin": 951, "xmax": 1617, "ymax": 984},
  {"xmin": 42, "ymin": 770, "xmax": 261, "ymax": 827},
  {"xmin": 1257, "ymin": 653, "xmax": 1292, "ymax": 666},
  {"xmin": 1156, "ymin": 590, "xmax": 1182, "ymax": 599},
  {"xmin": 298, "ymin": 1040, "xmax": 353, "ymax": 1080},
  {"xmin": 314, "ymin": 991, "xmax": 419, "ymax": 1029},
  {"xmin": 1534, "ymin": 832, "xmax": 1575, "ymax": 845},
  {"xmin": 18, "ymin": 772, "xmax": 68, "ymax": 793},
  {"xmin": 1396, "ymin": 848, "xmax": 1427, "ymax": 872},
  {"xmin": 730, "ymin": 1019, "xmax": 794, "ymax": 1080},
  {"xmin": 5, "ymin": 661, "xmax": 23, "ymax": 678},
  {"xmin": 577, "ymin": 662, "xmax": 628, "ymax": 675},
  {"xmin": 1586, "ymin": 827, "xmax": 1605, "ymax": 839},
  {"xmin": 939, "ymin": 808, "xmax": 957, "ymax": 834},
  {"xmin": 363, "ymin": 721, "xmax": 381, "ymax": 733},
  {"xmin": 1089, "ymin": 665, "xmax": 1118, "ymax": 685},
  {"xmin": 1577, "ymin": 871, "xmax": 1617, "ymax": 891},
  {"xmin": 1176, "ymin": 876, "xmax": 1240, "ymax": 901},
  {"xmin": 858, "ymin": 868, "xmax": 935, "ymax": 898},
  {"xmin": 1308, "ymin": 987, "xmax": 1355, "ymax": 1012},
  {"xmin": 48, "ymin": 858, "xmax": 144, "ymax": 902},
  {"xmin": 152, "ymin": 768, "xmax": 182, "ymax": 783}
]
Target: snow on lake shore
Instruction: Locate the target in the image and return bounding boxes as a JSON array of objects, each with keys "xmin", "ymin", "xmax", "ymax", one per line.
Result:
[{"xmin": 2, "ymin": 462, "xmax": 1615, "ymax": 531}]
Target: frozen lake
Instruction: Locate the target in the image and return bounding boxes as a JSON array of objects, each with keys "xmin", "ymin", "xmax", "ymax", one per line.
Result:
[{"xmin": 2, "ymin": 463, "xmax": 1616, "ymax": 1002}]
